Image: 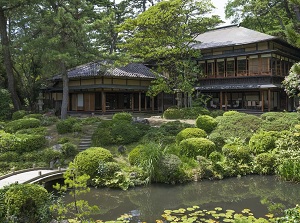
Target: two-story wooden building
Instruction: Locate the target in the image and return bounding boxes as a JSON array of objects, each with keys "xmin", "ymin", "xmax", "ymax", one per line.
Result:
[
  {"xmin": 193, "ymin": 25, "xmax": 300, "ymax": 111},
  {"xmin": 44, "ymin": 62, "xmax": 175, "ymax": 113}
]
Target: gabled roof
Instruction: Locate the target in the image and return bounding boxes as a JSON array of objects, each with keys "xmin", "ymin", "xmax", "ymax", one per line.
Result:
[
  {"xmin": 52, "ymin": 61, "xmax": 156, "ymax": 80},
  {"xmin": 193, "ymin": 25, "xmax": 277, "ymax": 49}
]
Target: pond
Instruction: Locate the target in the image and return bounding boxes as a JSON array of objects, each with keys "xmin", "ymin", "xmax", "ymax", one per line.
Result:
[{"xmin": 48, "ymin": 175, "xmax": 300, "ymax": 222}]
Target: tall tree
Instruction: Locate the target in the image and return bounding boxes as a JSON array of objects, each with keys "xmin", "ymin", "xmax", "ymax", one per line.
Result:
[{"xmin": 119, "ymin": 0, "xmax": 220, "ymax": 106}]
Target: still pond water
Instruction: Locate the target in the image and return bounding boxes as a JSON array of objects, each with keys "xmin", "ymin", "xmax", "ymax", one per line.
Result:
[{"xmin": 50, "ymin": 175, "xmax": 300, "ymax": 222}]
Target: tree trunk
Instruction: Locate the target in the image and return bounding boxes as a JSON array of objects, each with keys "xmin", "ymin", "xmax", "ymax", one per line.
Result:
[
  {"xmin": 60, "ymin": 61, "xmax": 69, "ymax": 119},
  {"xmin": 0, "ymin": 8, "xmax": 21, "ymax": 110}
]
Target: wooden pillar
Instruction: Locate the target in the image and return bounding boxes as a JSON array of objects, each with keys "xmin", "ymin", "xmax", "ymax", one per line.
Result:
[
  {"xmin": 145, "ymin": 96, "xmax": 147, "ymax": 111},
  {"xmin": 224, "ymin": 92, "xmax": 228, "ymax": 111},
  {"xmin": 268, "ymin": 89, "xmax": 271, "ymax": 112},
  {"xmin": 261, "ymin": 90, "xmax": 264, "ymax": 112},
  {"xmin": 131, "ymin": 93, "xmax": 134, "ymax": 111},
  {"xmin": 101, "ymin": 91, "xmax": 106, "ymax": 113},
  {"xmin": 151, "ymin": 96, "xmax": 154, "ymax": 112},
  {"xmin": 220, "ymin": 91, "xmax": 223, "ymax": 110},
  {"xmin": 139, "ymin": 92, "xmax": 142, "ymax": 112}
]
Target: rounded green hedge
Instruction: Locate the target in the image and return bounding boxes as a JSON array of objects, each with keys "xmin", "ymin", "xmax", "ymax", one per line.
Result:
[
  {"xmin": 249, "ymin": 131, "xmax": 277, "ymax": 155},
  {"xmin": 112, "ymin": 112, "xmax": 133, "ymax": 122},
  {"xmin": 128, "ymin": 145, "xmax": 144, "ymax": 166},
  {"xmin": 179, "ymin": 137, "xmax": 216, "ymax": 158},
  {"xmin": 56, "ymin": 117, "xmax": 81, "ymax": 134},
  {"xmin": 222, "ymin": 144, "xmax": 251, "ymax": 163},
  {"xmin": 5, "ymin": 118, "xmax": 41, "ymax": 133},
  {"xmin": 254, "ymin": 152, "xmax": 276, "ymax": 175},
  {"xmin": 176, "ymin": 128, "xmax": 207, "ymax": 144},
  {"xmin": 12, "ymin": 110, "xmax": 27, "ymax": 120},
  {"xmin": 223, "ymin": 111, "xmax": 240, "ymax": 116},
  {"xmin": 74, "ymin": 147, "xmax": 113, "ymax": 177},
  {"xmin": 195, "ymin": 115, "xmax": 217, "ymax": 134},
  {"xmin": 163, "ymin": 108, "xmax": 183, "ymax": 119}
]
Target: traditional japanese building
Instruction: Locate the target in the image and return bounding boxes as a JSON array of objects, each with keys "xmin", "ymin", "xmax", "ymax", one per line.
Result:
[
  {"xmin": 43, "ymin": 62, "xmax": 174, "ymax": 113},
  {"xmin": 193, "ymin": 25, "xmax": 300, "ymax": 111}
]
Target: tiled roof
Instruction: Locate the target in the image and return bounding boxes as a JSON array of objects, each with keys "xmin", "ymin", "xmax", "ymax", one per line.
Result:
[
  {"xmin": 193, "ymin": 25, "xmax": 277, "ymax": 49},
  {"xmin": 53, "ymin": 62, "xmax": 156, "ymax": 80}
]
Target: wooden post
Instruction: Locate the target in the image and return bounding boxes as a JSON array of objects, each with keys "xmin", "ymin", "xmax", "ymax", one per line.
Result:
[
  {"xmin": 268, "ymin": 89, "xmax": 271, "ymax": 112},
  {"xmin": 261, "ymin": 90, "xmax": 264, "ymax": 112},
  {"xmin": 220, "ymin": 91, "xmax": 223, "ymax": 110},
  {"xmin": 131, "ymin": 93, "xmax": 134, "ymax": 111},
  {"xmin": 151, "ymin": 96, "xmax": 154, "ymax": 112},
  {"xmin": 145, "ymin": 95, "xmax": 147, "ymax": 111},
  {"xmin": 101, "ymin": 91, "xmax": 106, "ymax": 113},
  {"xmin": 224, "ymin": 92, "xmax": 228, "ymax": 111},
  {"xmin": 139, "ymin": 92, "xmax": 142, "ymax": 112}
]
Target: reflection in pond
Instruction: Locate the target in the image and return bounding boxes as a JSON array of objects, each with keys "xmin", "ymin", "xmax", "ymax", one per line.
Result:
[{"xmin": 50, "ymin": 175, "xmax": 300, "ymax": 222}]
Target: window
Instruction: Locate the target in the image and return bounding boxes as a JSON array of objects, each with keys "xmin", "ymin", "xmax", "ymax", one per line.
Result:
[
  {"xmin": 77, "ymin": 94, "xmax": 83, "ymax": 107},
  {"xmin": 237, "ymin": 59, "xmax": 247, "ymax": 76},
  {"xmin": 217, "ymin": 60, "xmax": 224, "ymax": 77},
  {"xmin": 261, "ymin": 58, "xmax": 270, "ymax": 74},
  {"xmin": 248, "ymin": 57, "xmax": 259, "ymax": 75},
  {"xmin": 226, "ymin": 59, "xmax": 235, "ymax": 77},
  {"xmin": 207, "ymin": 61, "xmax": 214, "ymax": 77}
]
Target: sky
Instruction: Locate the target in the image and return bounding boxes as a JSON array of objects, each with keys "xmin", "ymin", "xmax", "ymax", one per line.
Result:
[{"xmin": 211, "ymin": 0, "xmax": 231, "ymax": 26}]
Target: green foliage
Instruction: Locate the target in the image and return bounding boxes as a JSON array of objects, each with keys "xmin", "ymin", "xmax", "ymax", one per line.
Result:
[
  {"xmin": 128, "ymin": 145, "xmax": 143, "ymax": 166},
  {"xmin": 0, "ymin": 151, "xmax": 19, "ymax": 162},
  {"xmin": 260, "ymin": 112, "xmax": 300, "ymax": 131},
  {"xmin": 61, "ymin": 142, "xmax": 78, "ymax": 159},
  {"xmin": 249, "ymin": 131, "xmax": 278, "ymax": 155},
  {"xmin": 208, "ymin": 151, "xmax": 224, "ymax": 163},
  {"xmin": 223, "ymin": 110, "xmax": 240, "ymax": 116},
  {"xmin": 209, "ymin": 109, "xmax": 224, "ymax": 118},
  {"xmin": 40, "ymin": 148, "xmax": 62, "ymax": 164},
  {"xmin": 24, "ymin": 113, "xmax": 43, "ymax": 120},
  {"xmin": 277, "ymin": 158, "xmax": 300, "ymax": 182},
  {"xmin": 16, "ymin": 126, "xmax": 47, "ymax": 135},
  {"xmin": 112, "ymin": 112, "xmax": 132, "ymax": 122},
  {"xmin": 176, "ymin": 127, "xmax": 207, "ymax": 144},
  {"xmin": 56, "ymin": 117, "xmax": 82, "ymax": 134},
  {"xmin": 195, "ymin": 115, "xmax": 217, "ymax": 134},
  {"xmin": 74, "ymin": 147, "xmax": 113, "ymax": 177},
  {"xmin": 212, "ymin": 113, "xmax": 261, "ymax": 143},
  {"xmin": 163, "ymin": 108, "xmax": 183, "ymax": 119},
  {"xmin": 57, "ymin": 137, "xmax": 70, "ymax": 144},
  {"xmin": 254, "ymin": 152, "xmax": 276, "ymax": 175},
  {"xmin": 40, "ymin": 115, "xmax": 59, "ymax": 126},
  {"xmin": 20, "ymin": 151, "xmax": 42, "ymax": 162},
  {"xmin": 5, "ymin": 118, "xmax": 41, "ymax": 133},
  {"xmin": 179, "ymin": 137, "xmax": 216, "ymax": 158},
  {"xmin": 0, "ymin": 89, "xmax": 12, "ymax": 120},
  {"xmin": 277, "ymin": 205, "xmax": 300, "ymax": 223},
  {"xmin": 155, "ymin": 154, "xmax": 186, "ymax": 183},
  {"xmin": 2, "ymin": 184, "xmax": 51, "ymax": 223},
  {"xmin": 80, "ymin": 116, "xmax": 102, "ymax": 125},
  {"xmin": 160, "ymin": 121, "xmax": 194, "ymax": 136},
  {"xmin": 163, "ymin": 107, "xmax": 210, "ymax": 119},
  {"xmin": 222, "ymin": 144, "xmax": 251, "ymax": 164},
  {"xmin": 282, "ymin": 62, "xmax": 300, "ymax": 99},
  {"xmin": 51, "ymin": 162, "xmax": 99, "ymax": 221},
  {"xmin": 97, "ymin": 161, "xmax": 121, "ymax": 178},
  {"xmin": 12, "ymin": 110, "xmax": 27, "ymax": 120}
]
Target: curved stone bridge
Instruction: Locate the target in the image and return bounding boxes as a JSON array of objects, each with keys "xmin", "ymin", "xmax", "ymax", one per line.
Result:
[{"xmin": 0, "ymin": 168, "xmax": 66, "ymax": 189}]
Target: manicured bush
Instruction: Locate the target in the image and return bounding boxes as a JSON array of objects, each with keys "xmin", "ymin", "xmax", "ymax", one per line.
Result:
[
  {"xmin": 160, "ymin": 121, "xmax": 193, "ymax": 136},
  {"xmin": 155, "ymin": 154, "xmax": 185, "ymax": 183},
  {"xmin": 128, "ymin": 145, "xmax": 144, "ymax": 166},
  {"xmin": 223, "ymin": 111, "xmax": 240, "ymax": 116},
  {"xmin": 254, "ymin": 152, "xmax": 276, "ymax": 175},
  {"xmin": 222, "ymin": 144, "xmax": 251, "ymax": 164},
  {"xmin": 2, "ymin": 184, "xmax": 51, "ymax": 223},
  {"xmin": 97, "ymin": 161, "xmax": 121, "ymax": 178},
  {"xmin": 208, "ymin": 151, "xmax": 223, "ymax": 162},
  {"xmin": 74, "ymin": 147, "xmax": 113, "ymax": 177},
  {"xmin": 260, "ymin": 112, "xmax": 300, "ymax": 131},
  {"xmin": 112, "ymin": 112, "xmax": 133, "ymax": 122},
  {"xmin": 209, "ymin": 110, "xmax": 224, "ymax": 118},
  {"xmin": 16, "ymin": 127, "xmax": 47, "ymax": 135},
  {"xmin": 40, "ymin": 148, "xmax": 62, "ymax": 164},
  {"xmin": 0, "ymin": 89, "xmax": 12, "ymax": 120},
  {"xmin": 20, "ymin": 151, "xmax": 42, "ymax": 162},
  {"xmin": 61, "ymin": 142, "xmax": 78, "ymax": 158},
  {"xmin": 92, "ymin": 127, "xmax": 115, "ymax": 146},
  {"xmin": 24, "ymin": 114, "xmax": 43, "ymax": 120},
  {"xmin": 179, "ymin": 137, "xmax": 216, "ymax": 158},
  {"xmin": 176, "ymin": 128, "xmax": 207, "ymax": 144},
  {"xmin": 5, "ymin": 118, "xmax": 41, "ymax": 133},
  {"xmin": 208, "ymin": 132, "xmax": 225, "ymax": 151},
  {"xmin": 163, "ymin": 108, "xmax": 183, "ymax": 119},
  {"xmin": 111, "ymin": 121, "xmax": 144, "ymax": 144},
  {"xmin": 212, "ymin": 113, "xmax": 261, "ymax": 143},
  {"xmin": 40, "ymin": 115, "xmax": 59, "ymax": 126},
  {"xmin": 12, "ymin": 110, "xmax": 27, "ymax": 120},
  {"xmin": 195, "ymin": 115, "xmax": 217, "ymax": 134},
  {"xmin": 180, "ymin": 107, "xmax": 210, "ymax": 119},
  {"xmin": 56, "ymin": 117, "xmax": 80, "ymax": 134},
  {"xmin": 249, "ymin": 131, "xmax": 278, "ymax": 155}
]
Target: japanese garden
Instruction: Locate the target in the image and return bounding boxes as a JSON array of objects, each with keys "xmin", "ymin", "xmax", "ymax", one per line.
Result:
[{"xmin": 1, "ymin": 0, "xmax": 300, "ymax": 223}]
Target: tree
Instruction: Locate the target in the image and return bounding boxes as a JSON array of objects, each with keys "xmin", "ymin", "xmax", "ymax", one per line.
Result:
[
  {"xmin": 119, "ymin": 0, "xmax": 221, "ymax": 107},
  {"xmin": 282, "ymin": 62, "xmax": 300, "ymax": 109}
]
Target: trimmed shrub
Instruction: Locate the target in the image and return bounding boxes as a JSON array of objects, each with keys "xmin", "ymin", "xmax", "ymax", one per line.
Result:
[
  {"xmin": 40, "ymin": 148, "xmax": 62, "ymax": 164},
  {"xmin": 97, "ymin": 161, "xmax": 121, "ymax": 178},
  {"xmin": 5, "ymin": 118, "xmax": 41, "ymax": 133},
  {"xmin": 176, "ymin": 128, "xmax": 207, "ymax": 144},
  {"xmin": 81, "ymin": 116, "xmax": 102, "ymax": 125},
  {"xmin": 260, "ymin": 112, "xmax": 300, "ymax": 131},
  {"xmin": 92, "ymin": 127, "xmax": 114, "ymax": 146},
  {"xmin": 160, "ymin": 121, "xmax": 193, "ymax": 136},
  {"xmin": 61, "ymin": 142, "xmax": 78, "ymax": 158},
  {"xmin": 24, "ymin": 114, "xmax": 43, "ymax": 120},
  {"xmin": 254, "ymin": 152, "xmax": 276, "ymax": 175},
  {"xmin": 40, "ymin": 116, "xmax": 59, "ymax": 126},
  {"xmin": 249, "ymin": 131, "xmax": 278, "ymax": 155},
  {"xmin": 0, "ymin": 89, "xmax": 12, "ymax": 120},
  {"xmin": 12, "ymin": 110, "xmax": 27, "ymax": 120},
  {"xmin": 20, "ymin": 151, "xmax": 42, "ymax": 162},
  {"xmin": 208, "ymin": 151, "xmax": 223, "ymax": 162},
  {"xmin": 222, "ymin": 144, "xmax": 251, "ymax": 163},
  {"xmin": 56, "ymin": 117, "xmax": 79, "ymax": 134},
  {"xmin": 111, "ymin": 121, "xmax": 144, "ymax": 144},
  {"xmin": 179, "ymin": 137, "xmax": 216, "ymax": 158},
  {"xmin": 180, "ymin": 107, "xmax": 210, "ymax": 119},
  {"xmin": 163, "ymin": 108, "xmax": 183, "ymax": 119},
  {"xmin": 57, "ymin": 137, "xmax": 70, "ymax": 144},
  {"xmin": 195, "ymin": 115, "xmax": 217, "ymax": 134},
  {"xmin": 128, "ymin": 145, "xmax": 144, "ymax": 166},
  {"xmin": 223, "ymin": 111, "xmax": 240, "ymax": 116},
  {"xmin": 210, "ymin": 110, "xmax": 224, "ymax": 118},
  {"xmin": 155, "ymin": 154, "xmax": 185, "ymax": 183},
  {"xmin": 3, "ymin": 184, "xmax": 51, "ymax": 223},
  {"xmin": 74, "ymin": 147, "xmax": 113, "ymax": 177},
  {"xmin": 112, "ymin": 112, "xmax": 133, "ymax": 122},
  {"xmin": 16, "ymin": 127, "xmax": 47, "ymax": 135},
  {"xmin": 208, "ymin": 132, "xmax": 225, "ymax": 151}
]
